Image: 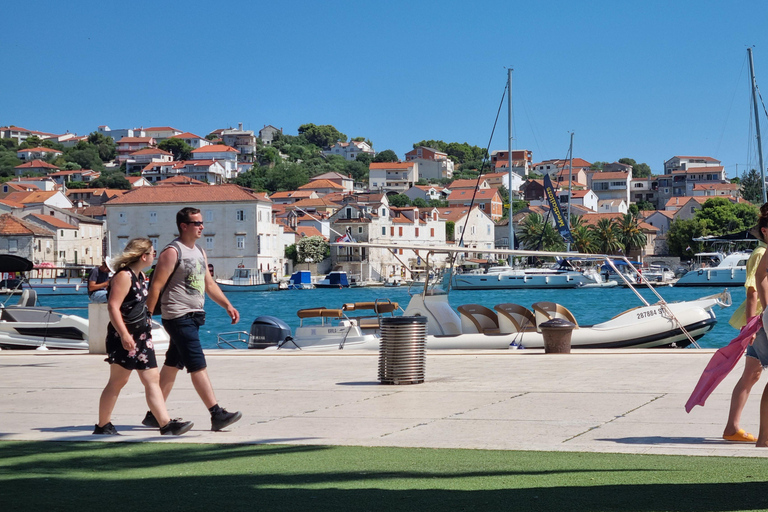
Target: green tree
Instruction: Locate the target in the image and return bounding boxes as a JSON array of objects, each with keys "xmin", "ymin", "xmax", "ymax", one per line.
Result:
[
  {"xmin": 297, "ymin": 236, "xmax": 328, "ymax": 264},
  {"xmin": 517, "ymin": 212, "xmax": 565, "ymax": 251},
  {"xmin": 297, "ymin": 123, "xmax": 347, "ymax": 148},
  {"xmin": 0, "ymin": 152, "xmax": 22, "ymax": 177},
  {"xmin": 158, "ymin": 138, "xmax": 193, "ymax": 161},
  {"xmin": 590, "ymin": 161, "xmax": 607, "ymax": 171},
  {"xmin": 498, "ymin": 184, "xmax": 510, "ymax": 219},
  {"xmin": 65, "ymin": 146, "xmax": 104, "ymax": 171},
  {"xmin": 589, "ymin": 218, "xmax": 623, "ymax": 254},
  {"xmin": 411, "ymin": 197, "xmax": 428, "ymax": 208},
  {"xmin": 696, "ymin": 197, "xmax": 759, "ymax": 234},
  {"xmin": 355, "ymin": 152, "xmax": 373, "ymax": 166},
  {"xmin": 619, "ymin": 157, "xmax": 652, "ymax": 178},
  {"xmin": 428, "ymin": 198, "xmax": 448, "ymax": 208},
  {"xmin": 635, "ymin": 200, "xmax": 655, "ymax": 211},
  {"xmin": 285, "ymin": 244, "xmax": 298, "ymax": 264},
  {"xmin": 86, "ymin": 131, "xmax": 117, "ymax": 162},
  {"xmin": 65, "ymin": 181, "xmax": 89, "ymax": 189},
  {"xmin": 740, "ymin": 168, "xmax": 763, "ymax": 203},
  {"xmin": 90, "ymin": 172, "xmax": 131, "ymax": 190},
  {"xmin": 388, "ymin": 194, "xmax": 410, "ymax": 207},
  {"xmin": 667, "ymin": 218, "xmax": 709, "ymax": 257},
  {"xmin": 373, "ymin": 149, "xmax": 398, "ymax": 163},
  {"xmin": 616, "ymin": 213, "xmax": 647, "ymax": 256},
  {"xmin": 570, "ymin": 215, "xmax": 597, "ymax": 253},
  {"xmin": 446, "ymin": 221, "xmax": 455, "ymax": 241}
]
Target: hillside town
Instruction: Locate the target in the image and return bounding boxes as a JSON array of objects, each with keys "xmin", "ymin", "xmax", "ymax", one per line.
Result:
[{"xmin": 0, "ymin": 123, "xmax": 755, "ymax": 283}]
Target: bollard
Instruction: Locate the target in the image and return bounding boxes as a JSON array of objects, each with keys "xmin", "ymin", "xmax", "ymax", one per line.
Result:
[
  {"xmin": 539, "ymin": 317, "xmax": 575, "ymax": 354},
  {"xmin": 88, "ymin": 303, "xmax": 109, "ymax": 354}
]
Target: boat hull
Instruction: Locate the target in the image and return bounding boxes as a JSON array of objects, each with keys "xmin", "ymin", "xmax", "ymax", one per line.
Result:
[
  {"xmin": 452, "ymin": 272, "xmax": 594, "ymax": 290},
  {"xmin": 675, "ymin": 268, "xmax": 746, "ymax": 286}
]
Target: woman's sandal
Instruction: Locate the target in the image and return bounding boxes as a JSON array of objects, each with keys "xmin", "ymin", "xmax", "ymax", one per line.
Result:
[{"xmin": 723, "ymin": 429, "xmax": 757, "ymax": 442}]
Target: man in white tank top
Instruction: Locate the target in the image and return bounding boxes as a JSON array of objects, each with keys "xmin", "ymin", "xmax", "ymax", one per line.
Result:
[{"xmin": 145, "ymin": 207, "xmax": 242, "ymax": 431}]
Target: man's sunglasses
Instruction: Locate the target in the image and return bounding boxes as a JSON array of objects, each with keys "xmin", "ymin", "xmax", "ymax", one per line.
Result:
[{"xmin": 184, "ymin": 221, "xmax": 204, "ymax": 226}]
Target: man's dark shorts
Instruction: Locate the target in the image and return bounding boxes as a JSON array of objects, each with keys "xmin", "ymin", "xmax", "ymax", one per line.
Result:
[{"xmin": 162, "ymin": 312, "xmax": 207, "ymax": 373}]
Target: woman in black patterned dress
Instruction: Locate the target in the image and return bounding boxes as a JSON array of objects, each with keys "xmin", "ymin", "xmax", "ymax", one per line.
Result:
[{"xmin": 94, "ymin": 238, "xmax": 193, "ymax": 436}]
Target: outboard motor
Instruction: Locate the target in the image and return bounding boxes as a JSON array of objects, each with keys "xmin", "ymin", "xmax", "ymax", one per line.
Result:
[{"xmin": 249, "ymin": 316, "xmax": 292, "ymax": 349}]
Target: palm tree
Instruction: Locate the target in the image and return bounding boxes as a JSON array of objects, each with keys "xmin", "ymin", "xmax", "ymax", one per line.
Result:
[
  {"xmin": 617, "ymin": 213, "xmax": 647, "ymax": 257},
  {"xmin": 517, "ymin": 212, "xmax": 546, "ymax": 250},
  {"xmin": 590, "ymin": 218, "xmax": 623, "ymax": 254},
  {"xmin": 517, "ymin": 212, "xmax": 565, "ymax": 252},
  {"xmin": 570, "ymin": 215, "xmax": 597, "ymax": 253}
]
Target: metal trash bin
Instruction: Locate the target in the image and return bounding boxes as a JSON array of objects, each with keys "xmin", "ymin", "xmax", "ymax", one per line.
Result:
[
  {"xmin": 539, "ymin": 318, "xmax": 575, "ymax": 354},
  {"xmin": 379, "ymin": 316, "xmax": 427, "ymax": 385}
]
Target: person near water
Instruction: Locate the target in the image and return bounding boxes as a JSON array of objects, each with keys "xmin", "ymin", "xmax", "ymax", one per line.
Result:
[
  {"xmin": 144, "ymin": 207, "xmax": 242, "ymax": 431},
  {"xmin": 94, "ymin": 238, "xmax": 193, "ymax": 436}
]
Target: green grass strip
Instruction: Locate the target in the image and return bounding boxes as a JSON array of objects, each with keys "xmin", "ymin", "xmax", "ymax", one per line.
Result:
[{"xmin": 1, "ymin": 441, "xmax": 767, "ymax": 511}]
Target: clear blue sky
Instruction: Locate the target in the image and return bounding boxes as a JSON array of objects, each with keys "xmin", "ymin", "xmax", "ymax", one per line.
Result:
[{"xmin": 3, "ymin": 0, "xmax": 768, "ymax": 178}]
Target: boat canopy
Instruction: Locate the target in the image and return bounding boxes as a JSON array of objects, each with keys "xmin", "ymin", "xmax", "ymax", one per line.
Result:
[
  {"xmin": 325, "ymin": 272, "xmax": 349, "ymax": 286},
  {"xmin": 0, "ymin": 255, "xmax": 34, "ymax": 273},
  {"xmin": 290, "ymin": 270, "xmax": 312, "ymax": 285}
]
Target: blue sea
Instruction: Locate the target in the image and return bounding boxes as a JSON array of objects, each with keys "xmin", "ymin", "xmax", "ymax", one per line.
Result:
[{"xmin": 32, "ymin": 285, "xmax": 745, "ymax": 350}]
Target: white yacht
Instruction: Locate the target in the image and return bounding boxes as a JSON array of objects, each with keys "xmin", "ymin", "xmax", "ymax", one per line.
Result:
[
  {"xmin": 675, "ymin": 252, "xmax": 749, "ymax": 287},
  {"xmin": 451, "ymin": 261, "xmax": 606, "ymax": 289}
]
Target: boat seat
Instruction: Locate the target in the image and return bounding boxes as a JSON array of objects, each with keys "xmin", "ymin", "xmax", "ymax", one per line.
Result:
[
  {"xmin": 457, "ymin": 304, "xmax": 500, "ymax": 334},
  {"xmin": 1, "ymin": 307, "xmax": 57, "ymax": 323},
  {"xmin": 17, "ymin": 289, "xmax": 37, "ymax": 307},
  {"xmin": 494, "ymin": 303, "xmax": 537, "ymax": 334},
  {"xmin": 531, "ymin": 302, "xmax": 579, "ymax": 331}
]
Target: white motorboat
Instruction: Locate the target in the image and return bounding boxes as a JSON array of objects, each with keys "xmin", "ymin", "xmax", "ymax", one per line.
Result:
[
  {"xmin": 451, "ymin": 261, "xmax": 608, "ymax": 290},
  {"xmin": 675, "ymin": 252, "xmax": 749, "ymax": 287},
  {"xmin": 216, "ymin": 268, "xmax": 278, "ymax": 292},
  {"xmin": 243, "ymin": 243, "xmax": 731, "ymax": 351},
  {"xmin": 0, "ymin": 255, "xmax": 169, "ymax": 350}
]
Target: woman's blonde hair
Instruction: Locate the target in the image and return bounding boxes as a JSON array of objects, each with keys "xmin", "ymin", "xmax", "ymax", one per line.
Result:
[{"xmin": 110, "ymin": 238, "xmax": 154, "ymax": 270}]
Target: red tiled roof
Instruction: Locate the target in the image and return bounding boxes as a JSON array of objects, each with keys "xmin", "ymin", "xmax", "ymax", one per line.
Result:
[
  {"xmin": 190, "ymin": 144, "xmax": 239, "ymax": 154},
  {"xmin": 290, "ymin": 198, "xmax": 341, "ymax": 208},
  {"xmin": 118, "ymin": 137, "xmax": 153, "ymax": 143},
  {"xmin": 144, "ymin": 126, "xmax": 181, "ymax": 132},
  {"xmin": 446, "ymin": 188, "xmax": 500, "ymax": 201},
  {"xmin": 591, "ymin": 171, "xmax": 630, "ymax": 180},
  {"xmin": 295, "ymin": 226, "xmax": 324, "ymax": 239},
  {"xmin": 0, "ymin": 213, "xmax": 54, "ymax": 236},
  {"xmin": 298, "ymin": 179, "xmax": 343, "ymax": 190},
  {"xmin": 156, "ymin": 176, "xmax": 207, "ymax": 186},
  {"xmin": 672, "ymin": 156, "xmax": 720, "ymax": 163},
  {"xmin": 436, "ymin": 206, "xmax": 482, "ymax": 222},
  {"xmin": 0, "ymin": 198, "xmax": 25, "ymax": 208},
  {"xmin": 14, "ymin": 159, "xmax": 59, "ymax": 170},
  {"xmin": 171, "ymin": 132, "xmax": 204, "ymax": 140},
  {"xmin": 26, "ymin": 213, "xmax": 77, "ymax": 230},
  {"xmin": 106, "ymin": 184, "xmax": 266, "ymax": 204},
  {"xmin": 4, "ymin": 191, "xmax": 60, "ymax": 204},
  {"xmin": 130, "ymin": 148, "xmax": 173, "ymax": 156},
  {"xmin": 369, "ymin": 162, "xmax": 414, "ymax": 170},
  {"xmin": 16, "ymin": 147, "xmax": 61, "ymax": 154},
  {"xmin": 692, "ymin": 183, "xmax": 738, "ymax": 190},
  {"xmin": 69, "ymin": 205, "xmax": 107, "ymax": 217},
  {"xmin": 448, "ymin": 179, "xmax": 487, "ymax": 189}
]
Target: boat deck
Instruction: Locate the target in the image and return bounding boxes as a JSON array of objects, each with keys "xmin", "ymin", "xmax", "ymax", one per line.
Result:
[{"xmin": 2, "ymin": 348, "xmax": 767, "ymax": 457}]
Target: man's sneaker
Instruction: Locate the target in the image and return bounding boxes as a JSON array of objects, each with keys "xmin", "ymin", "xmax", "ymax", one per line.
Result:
[
  {"xmin": 160, "ymin": 419, "xmax": 194, "ymax": 436},
  {"xmin": 211, "ymin": 408, "xmax": 242, "ymax": 431},
  {"xmin": 142, "ymin": 410, "xmax": 160, "ymax": 428},
  {"xmin": 93, "ymin": 422, "xmax": 119, "ymax": 435}
]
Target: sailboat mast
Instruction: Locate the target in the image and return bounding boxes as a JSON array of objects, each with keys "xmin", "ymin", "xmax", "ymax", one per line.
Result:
[
  {"xmin": 567, "ymin": 132, "xmax": 573, "ymax": 252},
  {"xmin": 748, "ymin": 47, "xmax": 767, "ymax": 203},
  {"xmin": 507, "ymin": 68, "xmax": 515, "ymax": 263}
]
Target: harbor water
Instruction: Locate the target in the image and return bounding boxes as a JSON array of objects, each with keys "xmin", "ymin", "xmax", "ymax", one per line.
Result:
[{"xmin": 28, "ymin": 284, "xmax": 745, "ymax": 350}]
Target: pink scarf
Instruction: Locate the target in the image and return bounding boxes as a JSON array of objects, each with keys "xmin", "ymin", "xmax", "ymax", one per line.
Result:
[{"xmin": 685, "ymin": 315, "xmax": 763, "ymax": 413}]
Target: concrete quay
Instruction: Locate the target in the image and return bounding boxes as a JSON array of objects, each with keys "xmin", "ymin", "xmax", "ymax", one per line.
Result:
[{"xmin": 2, "ymin": 348, "xmax": 768, "ymax": 457}]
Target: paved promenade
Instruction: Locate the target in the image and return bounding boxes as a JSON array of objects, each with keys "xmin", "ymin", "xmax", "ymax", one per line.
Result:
[{"xmin": 2, "ymin": 348, "xmax": 768, "ymax": 457}]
